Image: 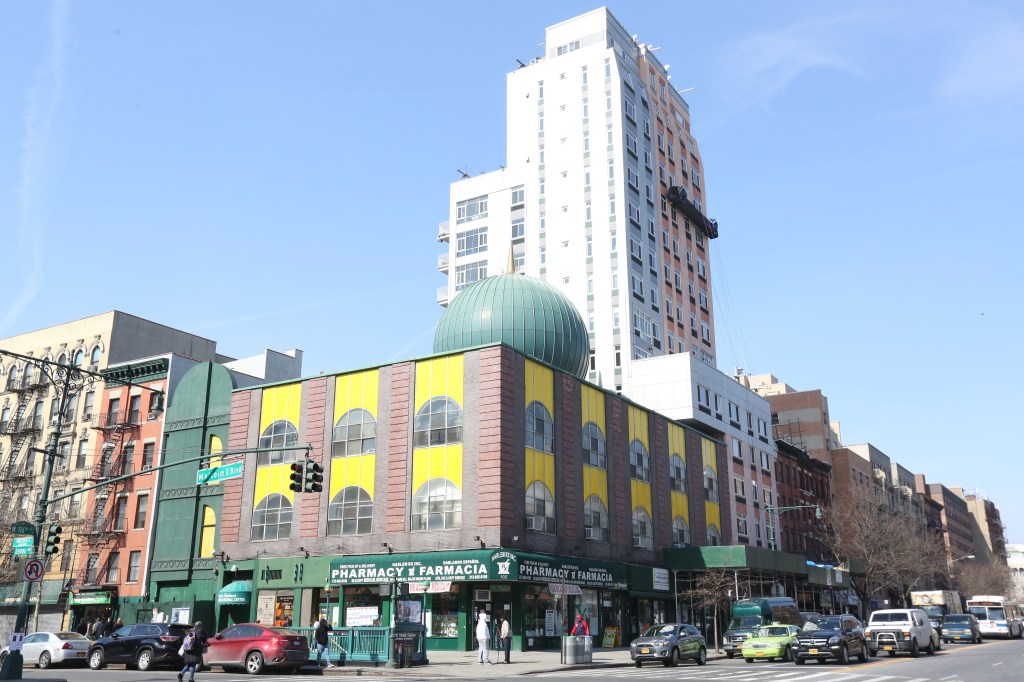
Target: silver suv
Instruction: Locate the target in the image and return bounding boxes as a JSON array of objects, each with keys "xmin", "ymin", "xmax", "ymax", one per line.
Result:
[{"xmin": 865, "ymin": 608, "xmax": 938, "ymax": 657}]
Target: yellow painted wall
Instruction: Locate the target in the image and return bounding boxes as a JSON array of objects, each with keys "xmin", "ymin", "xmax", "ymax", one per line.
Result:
[
  {"xmin": 412, "ymin": 357, "xmax": 463, "ymax": 494},
  {"xmin": 525, "ymin": 360, "xmax": 555, "ymax": 494},
  {"xmin": 628, "ymin": 406, "xmax": 651, "ymax": 517},
  {"xmin": 207, "ymin": 434, "xmax": 223, "ymax": 486},
  {"xmin": 199, "ymin": 506, "xmax": 216, "ymax": 557},
  {"xmin": 581, "ymin": 384, "xmax": 607, "ymax": 507},
  {"xmin": 701, "ymin": 436, "xmax": 721, "ymax": 531},
  {"xmin": 668, "ymin": 424, "xmax": 689, "ymax": 526},
  {"xmin": 254, "ymin": 383, "xmax": 303, "ymax": 509},
  {"xmin": 330, "ymin": 370, "xmax": 380, "ymax": 500}
]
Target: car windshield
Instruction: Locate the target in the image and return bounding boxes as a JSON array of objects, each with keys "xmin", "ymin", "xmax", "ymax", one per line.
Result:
[
  {"xmin": 943, "ymin": 615, "xmax": 971, "ymax": 623},
  {"xmin": 727, "ymin": 617, "xmax": 762, "ymax": 629},
  {"xmin": 56, "ymin": 632, "xmax": 88, "ymax": 640},
  {"xmin": 641, "ymin": 625, "xmax": 676, "ymax": 637},
  {"xmin": 988, "ymin": 608, "xmax": 1006, "ymax": 620},
  {"xmin": 870, "ymin": 613, "xmax": 909, "ymax": 623},
  {"xmin": 803, "ymin": 618, "xmax": 841, "ymax": 631},
  {"xmin": 756, "ymin": 627, "xmax": 790, "ymax": 637}
]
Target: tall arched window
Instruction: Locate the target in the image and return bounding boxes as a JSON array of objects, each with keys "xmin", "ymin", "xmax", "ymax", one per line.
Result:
[
  {"xmin": 525, "ymin": 481, "xmax": 555, "ymax": 533},
  {"xmin": 57, "ymin": 354, "xmax": 67, "ymax": 366},
  {"xmin": 632, "ymin": 507, "xmax": 653, "ymax": 550},
  {"xmin": 582, "ymin": 423, "xmax": 605, "ymax": 468},
  {"xmin": 23, "ymin": 364, "xmax": 34, "ymax": 387},
  {"xmin": 327, "ymin": 486, "xmax": 373, "ymax": 535},
  {"xmin": 413, "ymin": 397, "xmax": 462, "ymax": 447},
  {"xmin": 583, "ymin": 495, "xmax": 609, "ymax": 542},
  {"xmin": 257, "ymin": 420, "xmax": 299, "ymax": 466},
  {"xmin": 200, "ymin": 506, "xmax": 217, "ymax": 557},
  {"xmin": 707, "ymin": 524, "xmax": 721, "ymax": 546},
  {"xmin": 251, "ymin": 493, "xmax": 292, "ymax": 541},
  {"xmin": 332, "ymin": 408, "xmax": 376, "ymax": 457},
  {"xmin": 525, "ymin": 402, "xmax": 553, "ymax": 453},
  {"xmin": 90, "ymin": 346, "xmax": 102, "ymax": 364},
  {"xmin": 411, "ymin": 478, "xmax": 462, "ymax": 530},
  {"xmin": 672, "ymin": 516, "xmax": 690, "ymax": 547},
  {"xmin": 6, "ymin": 366, "xmax": 18, "ymax": 391},
  {"xmin": 703, "ymin": 466, "xmax": 719, "ymax": 503},
  {"xmin": 669, "ymin": 454, "xmax": 686, "ymax": 492},
  {"xmin": 73, "ymin": 350, "xmax": 85, "ymax": 367},
  {"xmin": 629, "ymin": 440, "xmax": 650, "ymax": 483}
]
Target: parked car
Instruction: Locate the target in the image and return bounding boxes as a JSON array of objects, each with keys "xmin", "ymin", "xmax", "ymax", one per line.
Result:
[
  {"xmin": 942, "ymin": 614, "xmax": 983, "ymax": 644},
  {"xmin": 88, "ymin": 622, "xmax": 189, "ymax": 671},
  {"xmin": 740, "ymin": 624, "xmax": 800, "ymax": 662},
  {"xmin": 794, "ymin": 614, "xmax": 869, "ymax": 664},
  {"xmin": 864, "ymin": 609, "xmax": 936, "ymax": 657},
  {"xmin": 0, "ymin": 631, "xmax": 91, "ymax": 668},
  {"xmin": 629, "ymin": 623, "xmax": 708, "ymax": 668},
  {"xmin": 204, "ymin": 623, "xmax": 309, "ymax": 674}
]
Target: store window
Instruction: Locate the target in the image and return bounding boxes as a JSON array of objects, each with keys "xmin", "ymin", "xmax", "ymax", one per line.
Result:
[
  {"xmin": 256, "ymin": 590, "xmax": 295, "ymax": 628},
  {"xmin": 429, "ymin": 591, "xmax": 461, "ymax": 638},
  {"xmin": 522, "ymin": 584, "xmax": 567, "ymax": 638},
  {"xmin": 343, "ymin": 585, "xmax": 383, "ymax": 626}
]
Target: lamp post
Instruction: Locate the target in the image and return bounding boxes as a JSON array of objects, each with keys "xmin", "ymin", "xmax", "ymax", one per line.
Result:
[
  {"xmin": 385, "ymin": 577, "xmax": 399, "ymax": 669},
  {"xmin": 946, "ymin": 554, "xmax": 974, "ymax": 590},
  {"xmin": 764, "ymin": 504, "xmax": 823, "ymax": 599},
  {"xmin": 324, "ymin": 579, "xmax": 331, "ymax": 626}
]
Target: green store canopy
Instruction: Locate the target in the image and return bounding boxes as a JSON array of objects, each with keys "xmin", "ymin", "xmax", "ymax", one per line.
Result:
[{"xmin": 216, "ymin": 580, "xmax": 252, "ymax": 606}]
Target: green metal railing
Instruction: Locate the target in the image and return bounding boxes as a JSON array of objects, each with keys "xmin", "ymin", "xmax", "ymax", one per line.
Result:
[{"xmin": 294, "ymin": 626, "xmax": 390, "ymax": 663}]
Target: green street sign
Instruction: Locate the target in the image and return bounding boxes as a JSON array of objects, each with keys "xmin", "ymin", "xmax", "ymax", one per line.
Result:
[
  {"xmin": 12, "ymin": 537, "xmax": 33, "ymax": 557},
  {"xmin": 196, "ymin": 460, "xmax": 244, "ymax": 485},
  {"xmin": 11, "ymin": 522, "xmax": 34, "ymax": 535}
]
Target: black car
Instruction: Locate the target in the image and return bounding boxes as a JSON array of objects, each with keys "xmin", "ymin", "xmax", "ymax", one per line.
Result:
[
  {"xmin": 88, "ymin": 622, "xmax": 190, "ymax": 671},
  {"xmin": 794, "ymin": 614, "xmax": 870, "ymax": 665}
]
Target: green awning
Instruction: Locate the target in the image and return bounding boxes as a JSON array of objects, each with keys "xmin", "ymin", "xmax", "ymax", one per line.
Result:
[
  {"xmin": 0, "ymin": 580, "xmax": 64, "ymax": 606},
  {"xmin": 217, "ymin": 580, "xmax": 252, "ymax": 606}
]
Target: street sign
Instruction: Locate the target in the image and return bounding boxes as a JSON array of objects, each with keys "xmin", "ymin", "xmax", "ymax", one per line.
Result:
[
  {"xmin": 12, "ymin": 537, "xmax": 34, "ymax": 557},
  {"xmin": 11, "ymin": 521, "xmax": 34, "ymax": 535},
  {"xmin": 196, "ymin": 460, "xmax": 244, "ymax": 485},
  {"xmin": 23, "ymin": 558, "xmax": 44, "ymax": 582}
]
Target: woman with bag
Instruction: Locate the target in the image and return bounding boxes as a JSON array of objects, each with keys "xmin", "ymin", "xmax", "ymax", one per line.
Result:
[{"xmin": 178, "ymin": 621, "xmax": 208, "ymax": 682}]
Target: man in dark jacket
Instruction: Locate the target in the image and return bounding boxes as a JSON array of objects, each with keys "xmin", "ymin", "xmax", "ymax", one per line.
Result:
[{"xmin": 314, "ymin": 618, "xmax": 334, "ymax": 668}]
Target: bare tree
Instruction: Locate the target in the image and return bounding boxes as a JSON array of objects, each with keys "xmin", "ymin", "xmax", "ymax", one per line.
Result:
[
  {"xmin": 955, "ymin": 559, "xmax": 1011, "ymax": 598},
  {"xmin": 686, "ymin": 569, "xmax": 735, "ymax": 652}
]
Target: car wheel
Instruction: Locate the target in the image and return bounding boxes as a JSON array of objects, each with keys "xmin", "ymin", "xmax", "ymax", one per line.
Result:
[
  {"xmin": 137, "ymin": 648, "xmax": 154, "ymax": 671},
  {"xmin": 88, "ymin": 649, "xmax": 105, "ymax": 670},
  {"xmin": 837, "ymin": 644, "xmax": 848, "ymax": 665},
  {"xmin": 975, "ymin": 634, "xmax": 983, "ymax": 644},
  {"xmin": 926, "ymin": 639, "xmax": 935, "ymax": 656},
  {"xmin": 669, "ymin": 647, "xmax": 679, "ymax": 667},
  {"xmin": 245, "ymin": 650, "xmax": 265, "ymax": 675},
  {"xmin": 858, "ymin": 642, "xmax": 868, "ymax": 662},
  {"xmin": 910, "ymin": 639, "xmax": 920, "ymax": 658},
  {"xmin": 745, "ymin": 656, "xmax": 754, "ymax": 663},
  {"xmin": 0, "ymin": 652, "xmax": 7, "ymax": 666},
  {"xmin": 795, "ymin": 657, "xmax": 806, "ymax": 665},
  {"xmin": 782, "ymin": 645, "xmax": 792, "ymax": 662},
  {"xmin": 696, "ymin": 647, "xmax": 707, "ymax": 666},
  {"xmin": 37, "ymin": 651, "xmax": 51, "ymax": 669},
  {"xmin": 634, "ymin": 660, "xmax": 642, "ymax": 668},
  {"xmin": 726, "ymin": 651, "xmax": 735, "ymax": 659}
]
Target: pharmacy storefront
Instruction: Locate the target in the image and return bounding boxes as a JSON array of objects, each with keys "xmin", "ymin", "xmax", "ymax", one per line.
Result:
[{"xmin": 329, "ymin": 549, "xmax": 629, "ymax": 652}]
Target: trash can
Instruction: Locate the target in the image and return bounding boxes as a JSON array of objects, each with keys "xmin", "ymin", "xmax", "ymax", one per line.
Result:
[
  {"xmin": 580, "ymin": 635, "xmax": 593, "ymax": 663},
  {"xmin": 562, "ymin": 635, "xmax": 586, "ymax": 664},
  {"xmin": 401, "ymin": 644, "xmax": 413, "ymax": 668}
]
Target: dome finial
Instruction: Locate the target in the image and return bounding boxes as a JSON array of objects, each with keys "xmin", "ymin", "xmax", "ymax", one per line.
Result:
[{"xmin": 506, "ymin": 243, "xmax": 515, "ymax": 275}]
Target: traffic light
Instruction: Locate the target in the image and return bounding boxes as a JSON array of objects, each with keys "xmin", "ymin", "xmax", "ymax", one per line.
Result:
[
  {"xmin": 303, "ymin": 459, "xmax": 324, "ymax": 493},
  {"xmin": 288, "ymin": 461, "xmax": 304, "ymax": 493},
  {"xmin": 44, "ymin": 524, "xmax": 62, "ymax": 555}
]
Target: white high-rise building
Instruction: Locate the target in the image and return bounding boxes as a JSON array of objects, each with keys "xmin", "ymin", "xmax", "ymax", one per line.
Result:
[{"xmin": 439, "ymin": 7, "xmax": 718, "ymax": 393}]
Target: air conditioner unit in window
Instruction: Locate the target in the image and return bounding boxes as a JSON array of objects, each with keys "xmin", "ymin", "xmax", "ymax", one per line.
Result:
[
  {"xmin": 147, "ymin": 411, "xmax": 158, "ymax": 421},
  {"xmin": 474, "ymin": 589, "xmax": 491, "ymax": 602},
  {"xmin": 526, "ymin": 516, "xmax": 547, "ymax": 531},
  {"xmin": 632, "ymin": 537, "xmax": 647, "ymax": 548},
  {"xmin": 583, "ymin": 527, "xmax": 601, "ymax": 541},
  {"xmin": 49, "ymin": 416, "xmax": 60, "ymax": 426}
]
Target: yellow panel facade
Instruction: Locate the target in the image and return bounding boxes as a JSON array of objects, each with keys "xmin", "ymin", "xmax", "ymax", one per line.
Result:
[
  {"xmin": 583, "ymin": 466, "xmax": 608, "ymax": 507},
  {"xmin": 200, "ymin": 506, "xmax": 217, "ymax": 557},
  {"xmin": 701, "ymin": 436, "xmax": 721, "ymax": 531},
  {"xmin": 581, "ymin": 385, "xmax": 607, "ymax": 507},
  {"xmin": 330, "ymin": 370, "xmax": 380, "ymax": 500},
  {"xmin": 668, "ymin": 424, "xmax": 689, "ymax": 525},
  {"xmin": 412, "ymin": 357, "xmax": 463, "ymax": 496},
  {"xmin": 631, "ymin": 480, "xmax": 652, "ymax": 513},
  {"xmin": 627, "ymin": 405, "xmax": 649, "ymax": 448},
  {"xmin": 255, "ymin": 383, "xmax": 302, "ymax": 508},
  {"xmin": 525, "ymin": 360, "xmax": 555, "ymax": 493},
  {"xmin": 255, "ymin": 463, "xmax": 293, "ymax": 506},
  {"xmin": 580, "ymin": 385, "xmax": 606, "ymax": 427}
]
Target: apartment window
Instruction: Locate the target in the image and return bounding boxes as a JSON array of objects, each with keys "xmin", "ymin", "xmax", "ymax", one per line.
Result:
[
  {"xmin": 624, "ymin": 99, "xmax": 636, "ymax": 121},
  {"xmin": 60, "ymin": 540, "xmax": 74, "ymax": 572},
  {"xmin": 85, "ymin": 554, "xmax": 99, "ymax": 584},
  {"xmin": 696, "ymin": 384, "xmax": 710, "ymax": 408},
  {"xmin": 704, "ymin": 467, "xmax": 719, "ymax": 503},
  {"xmin": 511, "ymin": 218, "xmax": 525, "ymax": 240},
  {"xmin": 669, "ymin": 454, "xmax": 686, "ymax": 492},
  {"xmin": 128, "ymin": 395, "xmax": 141, "ymax": 424},
  {"xmin": 134, "ymin": 493, "xmax": 149, "ymax": 529},
  {"xmin": 731, "ymin": 438, "xmax": 742, "ymax": 459},
  {"xmin": 642, "ymin": 117, "xmax": 651, "ymax": 138},
  {"xmin": 697, "ymin": 257, "xmax": 706, "ymax": 278},
  {"xmin": 761, "ymin": 451, "xmax": 772, "ymax": 471},
  {"xmin": 525, "ymin": 402, "xmax": 554, "ymax": 453},
  {"xmin": 106, "ymin": 397, "xmax": 120, "ymax": 426},
  {"xmin": 729, "ymin": 402, "xmax": 741, "ymax": 423},
  {"xmin": 455, "ymin": 195, "xmax": 488, "ymax": 224},
  {"xmin": 632, "ymin": 508, "xmax": 653, "ymax": 550},
  {"xmin": 699, "ymin": 289, "xmax": 708, "ymax": 309},
  {"xmin": 701, "ymin": 321, "xmax": 711, "ymax": 342},
  {"xmin": 626, "ymin": 133, "xmax": 638, "ymax": 156},
  {"xmin": 92, "ymin": 497, "xmax": 108, "ymax": 532},
  {"xmin": 628, "ymin": 202, "xmax": 641, "ymax": 225},
  {"xmin": 737, "ymin": 513, "xmax": 748, "ymax": 537},
  {"xmin": 106, "ymin": 552, "xmax": 120, "ymax": 584},
  {"xmin": 142, "ymin": 442, "xmax": 155, "ymax": 470},
  {"xmin": 455, "ymin": 261, "xmax": 487, "ymax": 292},
  {"xmin": 631, "ymin": 275, "xmax": 644, "ymax": 298},
  {"xmin": 83, "ymin": 391, "xmax": 95, "ymax": 419},
  {"xmin": 629, "ymin": 440, "xmax": 650, "ymax": 483},
  {"xmin": 584, "ymin": 496, "xmax": 609, "ymax": 541},
  {"xmin": 733, "ymin": 478, "xmax": 746, "ymax": 497},
  {"xmin": 629, "ymin": 238, "xmax": 642, "ymax": 261},
  {"xmin": 127, "ymin": 551, "xmax": 142, "ymax": 582},
  {"xmin": 113, "ymin": 495, "xmax": 128, "ymax": 531},
  {"xmin": 67, "ymin": 488, "xmax": 81, "ymax": 518},
  {"xmin": 456, "ymin": 226, "xmax": 488, "ymax": 257},
  {"xmin": 626, "ymin": 167, "xmax": 639, "ymax": 191},
  {"xmin": 692, "ymin": 168, "xmax": 700, "ymax": 188}
]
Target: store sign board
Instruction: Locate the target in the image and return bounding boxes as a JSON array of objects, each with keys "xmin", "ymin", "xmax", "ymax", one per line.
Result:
[{"xmin": 69, "ymin": 591, "xmax": 111, "ymax": 605}]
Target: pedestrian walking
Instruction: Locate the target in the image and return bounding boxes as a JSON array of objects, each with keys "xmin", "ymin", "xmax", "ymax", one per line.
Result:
[
  {"xmin": 498, "ymin": 611, "xmax": 512, "ymax": 664},
  {"xmin": 178, "ymin": 620, "xmax": 208, "ymax": 682},
  {"xmin": 76, "ymin": 617, "xmax": 91, "ymax": 637},
  {"xmin": 571, "ymin": 614, "xmax": 589, "ymax": 636},
  {"xmin": 475, "ymin": 610, "xmax": 493, "ymax": 664},
  {"xmin": 314, "ymin": 617, "xmax": 334, "ymax": 668}
]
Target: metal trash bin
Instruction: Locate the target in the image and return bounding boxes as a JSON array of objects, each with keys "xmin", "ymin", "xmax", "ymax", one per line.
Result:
[
  {"xmin": 580, "ymin": 635, "xmax": 593, "ymax": 663},
  {"xmin": 401, "ymin": 644, "xmax": 413, "ymax": 668},
  {"xmin": 561, "ymin": 635, "xmax": 584, "ymax": 664}
]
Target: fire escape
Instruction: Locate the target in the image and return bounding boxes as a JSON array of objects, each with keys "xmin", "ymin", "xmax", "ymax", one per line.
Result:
[{"xmin": 76, "ymin": 405, "xmax": 138, "ymax": 589}]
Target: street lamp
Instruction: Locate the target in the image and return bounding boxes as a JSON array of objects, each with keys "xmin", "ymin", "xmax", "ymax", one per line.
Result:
[
  {"xmin": 765, "ymin": 504, "xmax": 823, "ymax": 552},
  {"xmin": 324, "ymin": 580, "xmax": 332, "ymax": 626},
  {"xmin": 946, "ymin": 554, "xmax": 974, "ymax": 589}
]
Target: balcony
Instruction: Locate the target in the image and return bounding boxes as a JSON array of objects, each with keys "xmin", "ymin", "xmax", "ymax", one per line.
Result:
[
  {"xmin": 437, "ymin": 252, "xmax": 450, "ymax": 273},
  {"xmin": 437, "ymin": 286, "xmax": 450, "ymax": 307},
  {"xmin": 437, "ymin": 220, "xmax": 450, "ymax": 242}
]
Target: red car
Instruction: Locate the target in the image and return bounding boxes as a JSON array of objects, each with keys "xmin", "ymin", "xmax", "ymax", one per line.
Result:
[{"xmin": 204, "ymin": 624, "xmax": 309, "ymax": 674}]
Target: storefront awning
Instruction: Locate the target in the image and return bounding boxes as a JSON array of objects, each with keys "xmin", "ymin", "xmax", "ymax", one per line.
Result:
[{"xmin": 217, "ymin": 580, "xmax": 253, "ymax": 606}]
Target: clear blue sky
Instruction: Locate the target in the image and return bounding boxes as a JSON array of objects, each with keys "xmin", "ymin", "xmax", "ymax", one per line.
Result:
[{"xmin": 2, "ymin": 2, "xmax": 1021, "ymax": 543}]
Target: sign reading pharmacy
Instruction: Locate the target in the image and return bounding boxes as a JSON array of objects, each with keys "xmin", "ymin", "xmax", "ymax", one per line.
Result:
[{"xmin": 330, "ymin": 550, "xmax": 626, "ymax": 589}]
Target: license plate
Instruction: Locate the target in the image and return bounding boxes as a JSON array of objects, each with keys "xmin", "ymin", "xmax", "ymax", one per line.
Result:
[
  {"xmin": 294, "ymin": 640, "xmax": 302, "ymax": 646},
  {"xmin": 883, "ymin": 646, "xmax": 893, "ymax": 651},
  {"xmin": 76, "ymin": 652, "xmax": 85, "ymax": 657},
  {"xmin": 809, "ymin": 648, "xmax": 818, "ymax": 654},
  {"xmin": 640, "ymin": 648, "xmax": 650, "ymax": 654},
  {"xmin": 755, "ymin": 652, "xmax": 764, "ymax": 657},
  {"xmin": 954, "ymin": 636, "xmax": 961, "ymax": 639}
]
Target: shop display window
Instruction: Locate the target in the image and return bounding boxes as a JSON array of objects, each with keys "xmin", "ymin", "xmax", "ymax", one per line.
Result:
[
  {"xmin": 429, "ymin": 592, "xmax": 460, "ymax": 638},
  {"xmin": 522, "ymin": 584, "xmax": 567, "ymax": 637}
]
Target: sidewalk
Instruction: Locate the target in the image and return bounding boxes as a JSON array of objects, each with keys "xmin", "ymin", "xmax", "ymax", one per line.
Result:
[{"xmin": 309, "ymin": 647, "xmax": 729, "ymax": 677}]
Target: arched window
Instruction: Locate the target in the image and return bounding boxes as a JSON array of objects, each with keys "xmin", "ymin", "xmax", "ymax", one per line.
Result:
[
  {"xmin": 583, "ymin": 495, "xmax": 609, "ymax": 542},
  {"xmin": 257, "ymin": 420, "xmax": 299, "ymax": 466},
  {"xmin": 525, "ymin": 481, "xmax": 555, "ymax": 533},
  {"xmin": 413, "ymin": 397, "xmax": 462, "ymax": 448},
  {"xmin": 90, "ymin": 346, "xmax": 102, "ymax": 364},
  {"xmin": 629, "ymin": 440, "xmax": 650, "ymax": 482},
  {"xmin": 525, "ymin": 401, "xmax": 553, "ymax": 453},
  {"xmin": 332, "ymin": 408, "xmax": 376, "ymax": 457},
  {"xmin": 632, "ymin": 507, "xmax": 653, "ymax": 550},
  {"xmin": 328, "ymin": 486, "xmax": 373, "ymax": 536},
  {"xmin": 23, "ymin": 364, "xmax": 34, "ymax": 387},
  {"xmin": 73, "ymin": 350, "xmax": 85, "ymax": 367},
  {"xmin": 200, "ymin": 506, "xmax": 217, "ymax": 557},
  {"xmin": 669, "ymin": 454, "xmax": 686, "ymax": 492},
  {"xmin": 582, "ymin": 422, "xmax": 605, "ymax": 468},
  {"xmin": 411, "ymin": 478, "xmax": 462, "ymax": 530},
  {"xmin": 6, "ymin": 366, "xmax": 18, "ymax": 391},
  {"xmin": 707, "ymin": 524, "xmax": 721, "ymax": 546},
  {"xmin": 703, "ymin": 466, "xmax": 719, "ymax": 503},
  {"xmin": 251, "ymin": 493, "xmax": 292, "ymax": 541},
  {"xmin": 672, "ymin": 516, "xmax": 690, "ymax": 547},
  {"xmin": 57, "ymin": 354, "xmax": 67, "ymax": 366}
]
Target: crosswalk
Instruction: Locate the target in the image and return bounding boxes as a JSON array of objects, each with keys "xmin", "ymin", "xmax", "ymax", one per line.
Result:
[{"xmin": 538, "ymin": 667, "xmax": 949, "ymax": 682}]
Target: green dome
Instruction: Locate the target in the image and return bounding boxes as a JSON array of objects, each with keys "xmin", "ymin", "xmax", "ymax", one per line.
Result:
[{"xmin": 433, "ymin": 274, "xmax": 590, "ymax": 379}]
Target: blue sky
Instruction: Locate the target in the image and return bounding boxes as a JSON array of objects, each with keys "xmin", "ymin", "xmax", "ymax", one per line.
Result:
[{"xmin": 2, "ymin": 1, "xmax": 1022, "ymax": 543}]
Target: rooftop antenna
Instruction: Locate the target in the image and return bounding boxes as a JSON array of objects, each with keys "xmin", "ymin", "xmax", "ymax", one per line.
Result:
[
  {"xmin": 457, "ymin": 168, "xmax": 470, "ymax": 180},
  {"xmin": 516, "ymin": 58, "xmax": 526, "ymax": 68}
]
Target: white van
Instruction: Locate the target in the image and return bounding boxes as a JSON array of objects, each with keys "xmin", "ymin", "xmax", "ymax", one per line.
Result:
[{"xmin": 865, "ymin": 608, "xmax": 938, "ymax": 657}]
